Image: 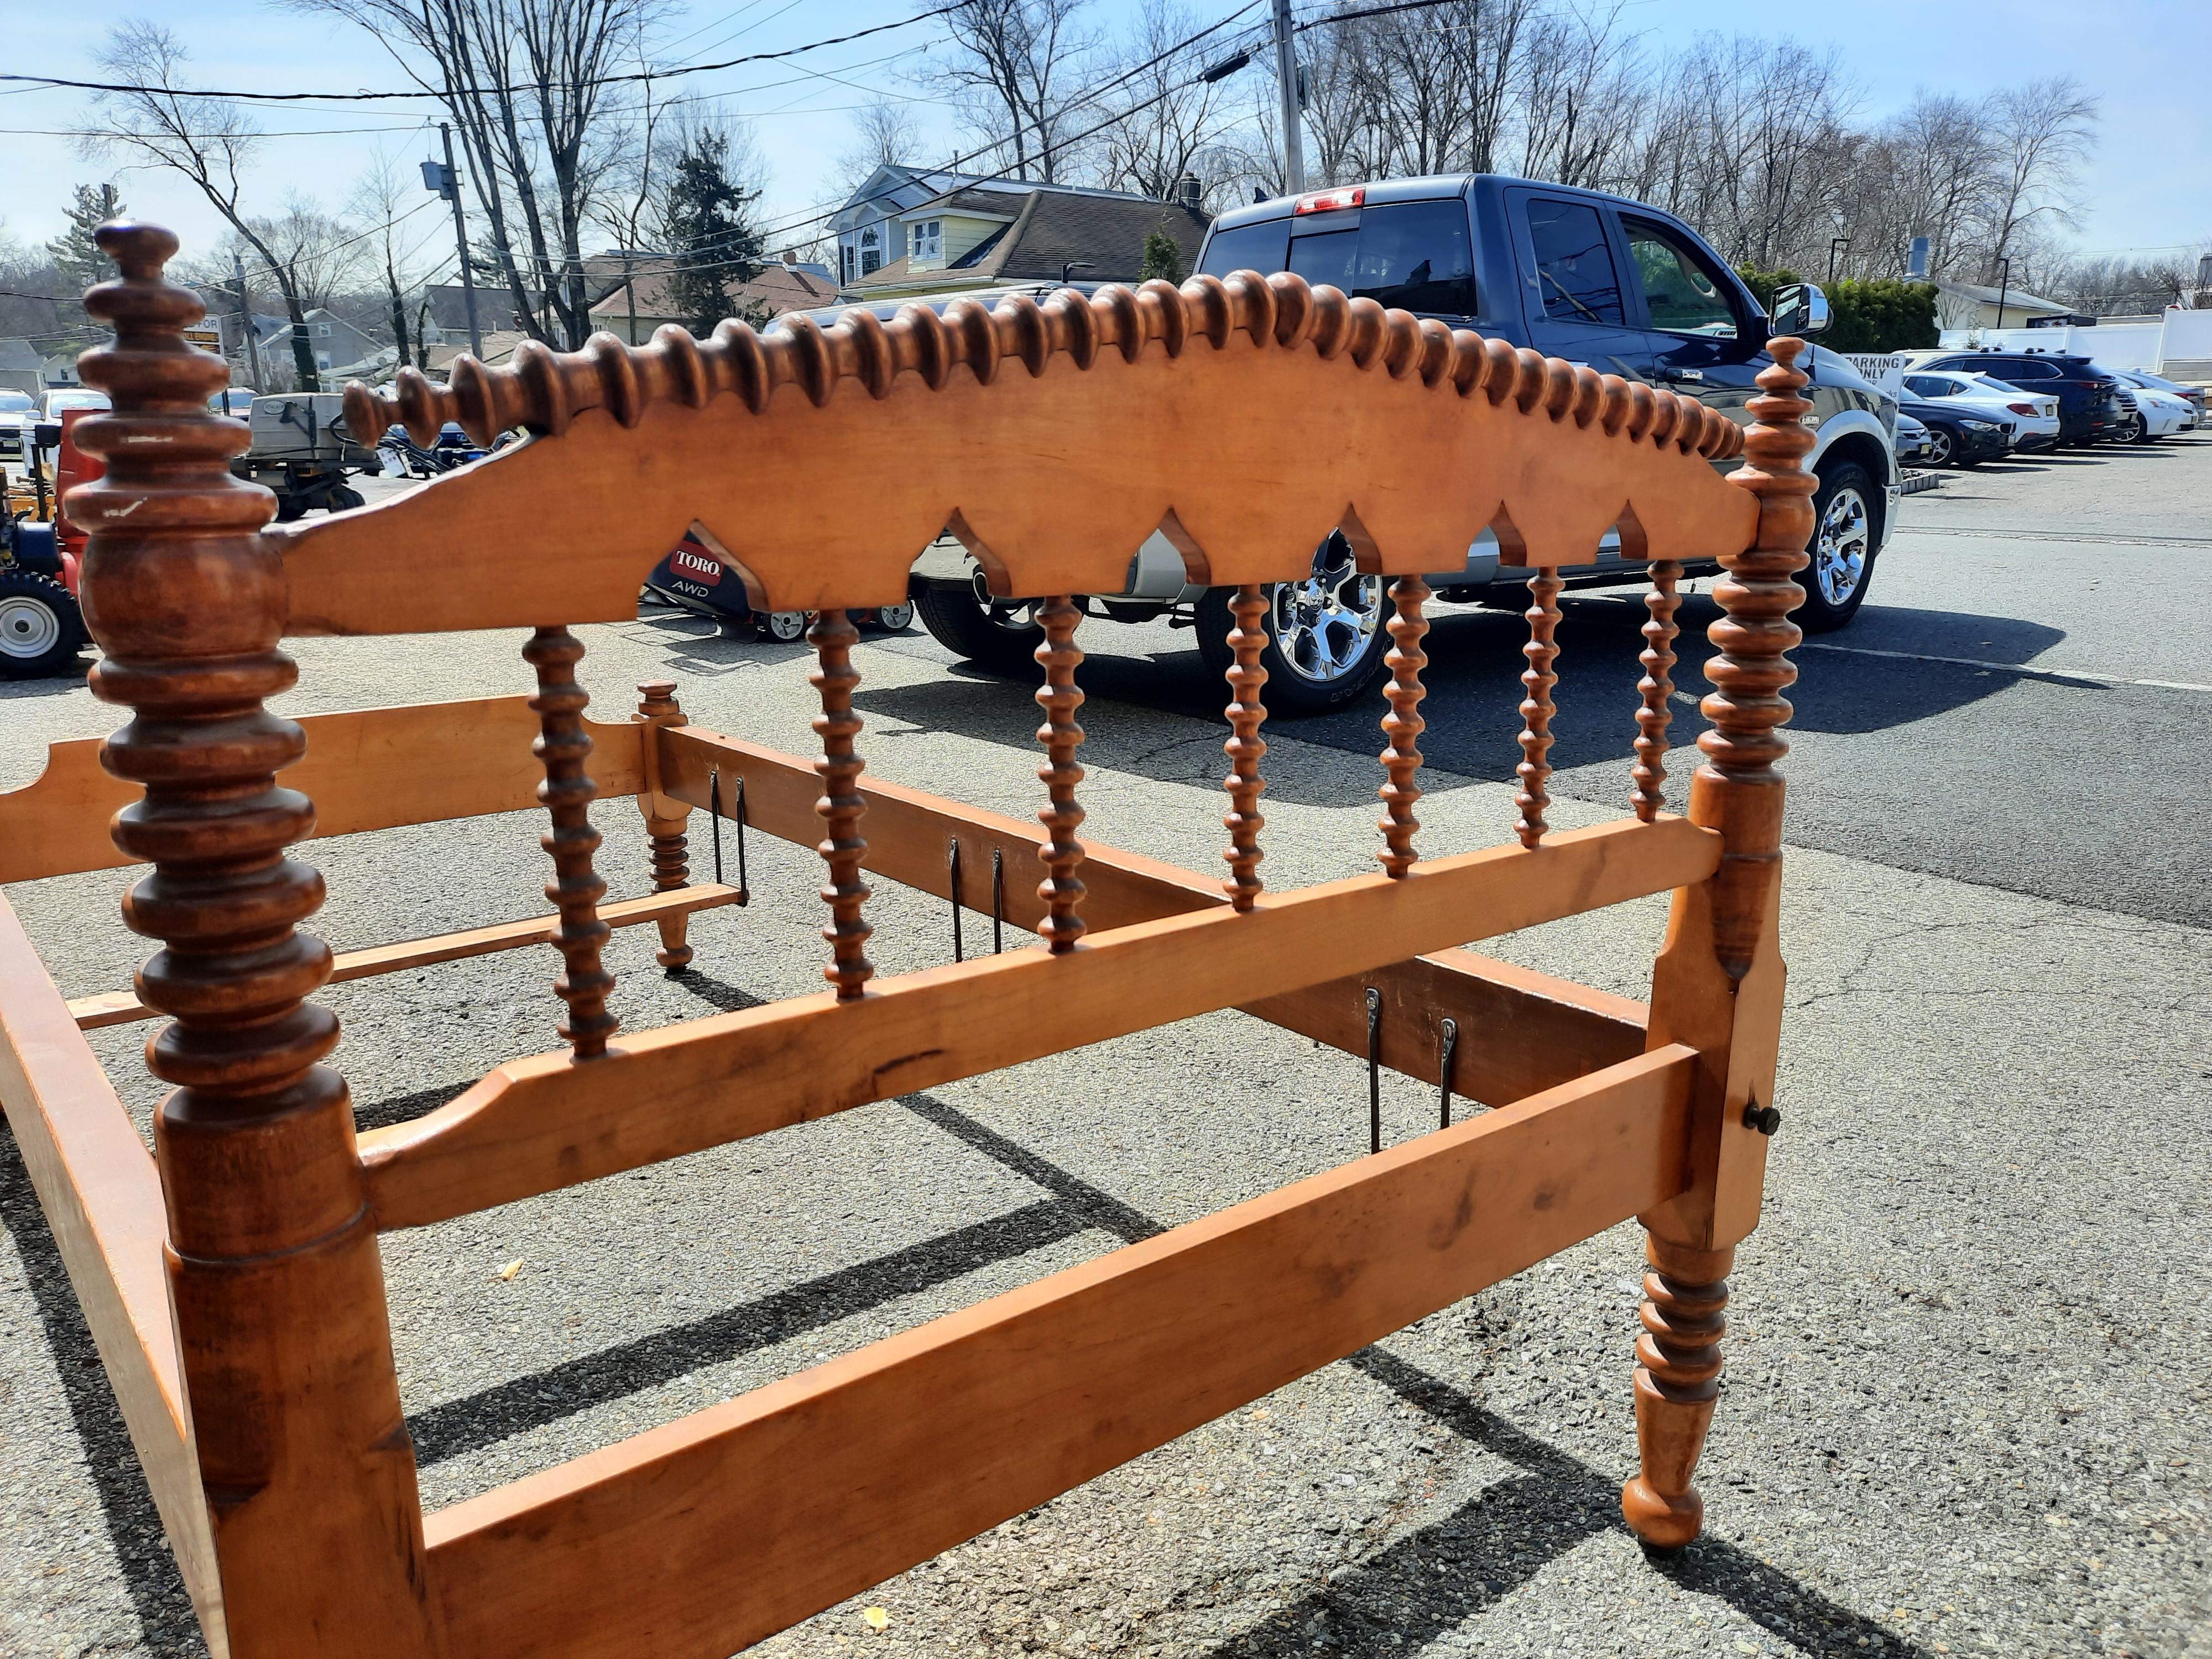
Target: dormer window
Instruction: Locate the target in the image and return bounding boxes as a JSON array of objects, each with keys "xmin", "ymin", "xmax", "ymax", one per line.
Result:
[
  {"xmin": 910, "ymin": 220, "xmax": 943, "ymax": 261},
  {"xmin": 859, "ymin": 223, "xmax": 883, "ymax": 276}
]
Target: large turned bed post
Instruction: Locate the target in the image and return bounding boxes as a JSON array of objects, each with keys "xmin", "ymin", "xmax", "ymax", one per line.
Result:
[
  {"xmin": 1623, "ymin": 338, "xmax": 1813, "ymax": 1551},
  {"xmin": 75, "ymin": 226, "xmax": 437, "ymax": 1657}
]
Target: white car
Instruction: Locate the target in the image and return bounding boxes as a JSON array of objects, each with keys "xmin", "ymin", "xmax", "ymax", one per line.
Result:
[
  {"xmin": 42, "ymin": 388, "xmax": 111, "ymax": 419},
  {"xmin": 1899, "ymin": 369, "xmax": 2060, "ymax": 451},
  {"xmin": 2112, "ymin": 372, "xmax": 2194, "ymax": 442}
]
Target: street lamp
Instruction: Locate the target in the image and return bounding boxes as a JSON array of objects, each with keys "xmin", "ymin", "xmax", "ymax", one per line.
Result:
[
  {"xmin": 1828, "ymin": 237, "xmax": 1849, "ymax": 282},
  {"xmin": 1991, "ymin": 255, "xmax": 2012, "ymax": 338}
]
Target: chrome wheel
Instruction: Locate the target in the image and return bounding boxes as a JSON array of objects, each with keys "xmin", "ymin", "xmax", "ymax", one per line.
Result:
[
  {"xmin": 873, "ymin": 600, "xmax": 915, "ymax": 632},
  {"xmin": 1814, "ymin": 485, "xmax": 1870, "ymax": 606},
  {"xmin": 1268, "ymin": 555, "xmax": 1384, "ymax": 686},
  {"xmin": 1926, "ymin": 427, "xmax": 1955, "ymax": 466},
  {"xmin": 0, "ymin": 592, "xmax": 62, "ymax": 659}
]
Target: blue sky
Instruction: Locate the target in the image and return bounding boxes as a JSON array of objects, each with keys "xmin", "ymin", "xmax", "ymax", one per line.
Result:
[{"xmin": 8, "ymin": 0, "xmax": 2206, "ymax": 269}]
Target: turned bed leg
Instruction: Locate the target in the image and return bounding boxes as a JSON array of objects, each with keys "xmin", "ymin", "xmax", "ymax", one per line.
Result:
[
  {"xmin": 1622, "ymin": 1236, "xmax": 1733, "ymax": 1549},
  {"xmin": 1625, "ymin": 343, "xmax": 1814, "ymax": 1552},
  {"xmin": 635, "ymin": 679, "xmax": 695, "ymax": 970},
  {"xmin": 77, "ymin": 225, "xmax": 437, "ymax": 1657}
]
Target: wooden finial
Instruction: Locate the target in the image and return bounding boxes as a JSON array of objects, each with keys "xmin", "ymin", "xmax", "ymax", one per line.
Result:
[
  {"xmin": 1220, "ymin": 583, "xmax": 1269, "ymax": 911},
  {"xmin": 1515, "ymin": 567, "xmax": 1563, "ymax": 847},
  {"xmin": 524, "ymin": 626, "xmax": 617, "ymax": 1055},
  {"xmin": 75, "ymin": 222, "xmax": 439, "ymax": 1654},
  {"xmin": 1630, "ymin": 560, "xmax": 1684, "ymax": 821},
  {"xmin": 1033, "ymin": 595, "xmax": 1087, "ymax": 952},
  {"xmin": 1376, "ymin": 574, "xmax": 1429, "ymax": 877},
  {"xmin": 808, "ymin": 609, "xmax": 874, "ymax": 997}
]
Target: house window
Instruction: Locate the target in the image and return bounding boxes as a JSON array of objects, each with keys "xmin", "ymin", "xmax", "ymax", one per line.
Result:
[
  {"xmin": 841, "ymin": 243, "xmax": 857, "ymax": 284},
  {"xmin": 860, "ymin": 225, "xmax": 883, "ymax": 276},
  {"xmin": 910, "ymin": 220, "xmax": 943, "ymax": 260},
  {"xmin": 314, "ymin": 321, "xmax": 332, "ymax": 338}
]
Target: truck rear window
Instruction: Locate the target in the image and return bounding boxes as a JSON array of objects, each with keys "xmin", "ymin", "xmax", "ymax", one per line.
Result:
[
  {"xmin": 1199, "ymin": 201, "xmax": 1476, "ymax": 319},
  {"xmin": 1198, "ymin": 219, "xmax": 1290, "ymax": 280}
]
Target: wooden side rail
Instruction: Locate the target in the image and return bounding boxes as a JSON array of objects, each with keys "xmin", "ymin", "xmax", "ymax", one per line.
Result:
[
  {"xmin": 653, "ymin": 724, "xmax": 1648, "ymax": 1100},
  {"xmin": 65, "ymin": 884, "xmax": 744, "ymax": 1031},
  {"xmin": 419, "ymin": 1045, "xmax": 1696, "ymax": 1659},
  {"xmin": 359, "ymin": 816, "xmax": 1716, "ymax": 1229},
  {"xmin": 0, "ymin": 696, "xmax": 646, "ymax": 885},
  {"xmin": 0, "ymin": 895, "xmax": 225, "ymax": 1640}
]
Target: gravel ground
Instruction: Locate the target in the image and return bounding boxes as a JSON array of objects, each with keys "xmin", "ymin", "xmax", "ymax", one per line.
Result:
[{"xmin": 2, "ymin": 441, "xmax": 2208, "ymax": 1658}]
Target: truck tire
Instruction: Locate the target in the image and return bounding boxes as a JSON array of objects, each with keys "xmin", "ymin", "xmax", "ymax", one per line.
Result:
[
  {"xmin": 1797, "ymin": 459, "xmax": 1877, "ymax": 632},
  {"xmin": 1194, "ymin": 541, "xmax": 1391, "ymax": 717},
  {"xmin": 914, "ymin": 575, "xmax": 1046, "ymax": 672},
  {"xmin": 0, "ymin": 567, "xmax": 87, "ymax": 680}
]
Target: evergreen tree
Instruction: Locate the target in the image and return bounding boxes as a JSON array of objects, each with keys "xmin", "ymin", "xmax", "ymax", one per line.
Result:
[
  {"xmin": 1140, "ymin": 224, "xmax": 1186, "ymax": 285},
  {"xmin": 656, "ymin": 129, "xmax": 767, "ymax": 335},
  {"xmin": 48, "ymin": 183, "xmax": 125, "ymax": 294}
]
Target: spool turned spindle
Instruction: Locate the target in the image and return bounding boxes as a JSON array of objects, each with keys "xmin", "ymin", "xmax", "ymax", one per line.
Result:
[
  {"xmin": 808, "ymin": 608, "xmax": 874, "ymax": 998},
  {"xmin": 1377, "ymin": 574, "xmax": 1430, "ymax": 877},
  {"xmin": 1034, "ymin": 594, "xmax": 1088, "ymax": 952},
  {"xmin": 525, "ymin": 625, "xmax": 617, "ymax": 1057},
  {"xmin": 1222, "ymin": 583, "xmax": 1270, "ymax": 910}
]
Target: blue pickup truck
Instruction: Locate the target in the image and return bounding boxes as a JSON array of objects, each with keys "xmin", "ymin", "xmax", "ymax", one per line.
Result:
[{"xmin": 911, "ymin": 174, "xmax": 1898, "ymax": 713}]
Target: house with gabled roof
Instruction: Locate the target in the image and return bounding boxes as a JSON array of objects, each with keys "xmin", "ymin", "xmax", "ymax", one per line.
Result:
[{"xmin": 837, "ymin": 175, "xmax": 1209, "ymax": 302}]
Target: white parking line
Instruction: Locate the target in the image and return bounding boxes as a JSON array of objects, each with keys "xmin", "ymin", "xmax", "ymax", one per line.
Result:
[{"xmin": 1797, "ymin": 640, "xmax": 2212, "ymax": 693}]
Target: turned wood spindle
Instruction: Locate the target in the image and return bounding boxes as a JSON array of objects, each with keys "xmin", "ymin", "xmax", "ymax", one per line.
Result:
[
  {"xmin": 1516, "ymin": 566, "xmax": 1563, "ymax": 847},
  {"xmin": 1631, "ymin": 560, "xmax": 1684, "ymax": 822},
  {"xmin": 77, "ymin": 222, "xmax": 440, "ymax": 1655},
  {"xmin": 1221, "ymin": 582, "xmax": 1270, "ymax": 910},
  {"xmin": 1034, "ymin": 594, "xmax": 1088, "ymax": 952},
  {"xmin": 809, "ymin": 608, "xmax": 874, "ymax": 997},
  {"xmin": 1623, "ymin": 1238, "xmax": 1733, "ymax": 1550},
  {"xmin": 1377, "ymin": 574, "xmax": 1430, "ymax": 877},
  {"xmin": 635, "ymin": 679, "xmax": 696, "ymax": 970},
  {"xmin": 525, "ymin": 626, "xmax": 618, "ymax": 1056}
]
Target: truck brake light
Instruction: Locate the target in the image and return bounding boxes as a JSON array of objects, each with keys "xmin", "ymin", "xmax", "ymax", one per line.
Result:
[{"xmin": 1293, "ymin": 186, "xmax": 1365, "ymax": 215}]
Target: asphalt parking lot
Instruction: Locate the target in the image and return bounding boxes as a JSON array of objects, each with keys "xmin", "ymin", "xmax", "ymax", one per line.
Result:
[{"xmin": 2, "ymin": 434, "xmax": 2207, "ymax": 1658}]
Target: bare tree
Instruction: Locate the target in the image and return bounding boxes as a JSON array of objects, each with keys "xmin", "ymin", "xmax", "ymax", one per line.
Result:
[
  {"xmin": 1094, "ymin": 1, "xmax": 1237, "ymax": 199},
  {"xmin": 289, "ymin": 0, "xmax": 664, "ymax": 348},
  {"xmin": 82, "ymin": 21, "xmax": 324, "ymax": 388},
  {"xmin": 836, "ymin": 100, "xmax": 925, "ymax": 195},
  {"xmin": 349, "ymin": 152, "xmax": 431, "ymax": 369},
  {"xmin": 1978, "ymin": 76, "xmax": 2098, "ymax": 279},
  {"xmin": 931, "ymin": 0, "xmax": 1097, "ymax": 182}
]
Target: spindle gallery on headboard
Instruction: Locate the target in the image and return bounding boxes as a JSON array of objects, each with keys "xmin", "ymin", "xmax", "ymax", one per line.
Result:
[{"xmin": 0, "ymin": 217, "xmax": 1813, "ymax": 1659}]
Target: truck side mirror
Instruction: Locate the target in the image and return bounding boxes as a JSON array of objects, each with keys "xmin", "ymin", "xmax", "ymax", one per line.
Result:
[{"xmin": 1768, "ymin": 281, "xmax": 1832, "ymax": 338}]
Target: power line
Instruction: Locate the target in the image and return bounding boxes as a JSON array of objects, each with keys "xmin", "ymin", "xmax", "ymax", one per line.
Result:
[{"xmin": 0, "ymin": 6, "xmax": 960, "ymax": 105}]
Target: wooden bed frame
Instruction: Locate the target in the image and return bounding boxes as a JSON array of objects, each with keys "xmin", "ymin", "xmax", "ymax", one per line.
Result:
[{"xmin": 1, "ymin": 221, "xmax": 1813, "ymax": 1659}]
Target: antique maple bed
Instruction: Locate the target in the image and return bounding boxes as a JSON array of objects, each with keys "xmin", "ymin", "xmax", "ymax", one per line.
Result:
[{"xmin": 0, "ymin": 220, "xmax": 1812, "ymax": 1658}]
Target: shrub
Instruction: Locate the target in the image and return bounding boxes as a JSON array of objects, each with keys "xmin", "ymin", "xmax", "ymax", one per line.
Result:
[
  {"xmin": 1736, "ymin": 265, "xmax": 1938, "ymax": 353},
  {"xmin": 1140, "ymin": 225, "xmax": 1187, "ymax": 285}
]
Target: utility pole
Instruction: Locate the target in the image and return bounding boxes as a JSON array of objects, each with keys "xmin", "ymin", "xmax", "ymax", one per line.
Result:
[
  {"xmin": 424, "ymin": 123, "xmax": 484, "ymax": 361},
  {"xmin": 233, "ymin": 251, "xmax": 264, "ymax": 394},
  {"xmin": 1269, "ymin": 0, "xmax": 1305, "ymax": 196}
]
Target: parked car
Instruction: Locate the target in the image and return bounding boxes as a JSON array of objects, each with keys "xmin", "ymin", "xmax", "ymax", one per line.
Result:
[
  {"xmin": 884, "ymin": 175, "xmax": 1896, "ymax": 711},
  {"xmin": 2111, "ymin": 372, "xmax": 2195, "ymax": 441},
  {"xmin": 1898, "ymin": 369, "xmax": 2059, "ymax": 451},
  {"xmin": 2113, "ymin": 368, "xmax": 2205, "ymax": 424},
  {"xmin": 1905, "ymin": 349, "xmax": 2122, "ymax": 446},
  {"xmin": 42, "ymin": 388, "xmax": 111, "ymax": 419},
  {"xmin": 1897, "ymin": 396, "xmax": 2008, "ymax": 467},
  {"xmin": 1893, "ymin": 412, "xmax": 1935, "ymax": 465},
  {"xmin": 209, "ymin": 388, "xmax": 255, "ymax": 417}
]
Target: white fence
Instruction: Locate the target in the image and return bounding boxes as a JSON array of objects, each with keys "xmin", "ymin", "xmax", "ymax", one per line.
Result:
[{"xmin": 1933, "ymin": 308, "xmax": 2212, "ymax": 378}]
